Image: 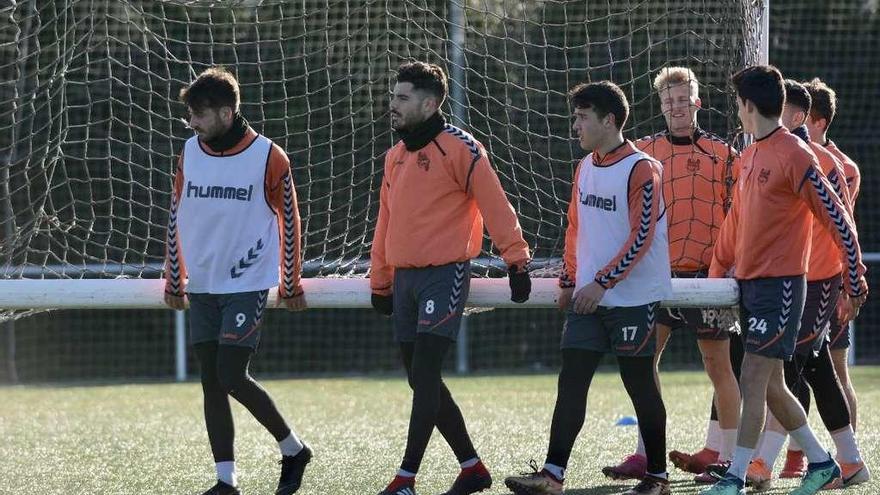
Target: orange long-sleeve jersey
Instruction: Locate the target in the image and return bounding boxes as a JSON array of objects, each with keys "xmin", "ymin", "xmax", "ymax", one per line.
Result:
[
  {"xmin": 164, "ymin": 127, "xmax": 303, "ymax": 297},
  {"xmin": 369, "ymin": 123, "xmax": 530, "ymax": 295},
  {"xmin": 807, "ymin": 141, "xmax": 852, "ymax": 281},
  {"xmin": 559, "ymin": 141, "xmax": 665, "ymax": 289},
  {"xmin": 709, "ymin": 127, "xmax": 866, "ymax": 297},
  {"xmin": 636, "ymin": 129, "xmax": 739, "ymax": 272},
  {"xmin": 824, "ymin": 140, "xmax": 861, "ymax": 204}
]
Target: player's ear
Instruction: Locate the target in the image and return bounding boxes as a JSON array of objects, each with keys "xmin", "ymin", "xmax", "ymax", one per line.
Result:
[
  {"xmin": 604, "ymin": 113, "xmax": 615, "ymax": 128},
  {"xmin": 694, "ymin": 96, "xmax": 702, "ymax": 109},
  {"xmin": 423, "ymin": 95, "xmax": 439, "ymax": 113},
  {"xmin": 220, "ymin": 106, "xmax": 233, "ymax": 122}
]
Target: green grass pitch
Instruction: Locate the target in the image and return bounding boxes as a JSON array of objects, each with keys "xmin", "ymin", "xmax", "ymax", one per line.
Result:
[{"xmin": 1, "ymin": 368, "xmax": 877, "ymax": 494}]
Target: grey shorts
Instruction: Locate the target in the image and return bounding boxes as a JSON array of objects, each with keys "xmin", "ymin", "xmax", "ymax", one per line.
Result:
[
  {"xmin": 392, "ymin": 261, "xmax": 470, "ymax": 343},
  {"xmin": 561, "ymin": 303, "xmax": 659, "ymax": 357},
  {"xmin": 739, "ymin": 276, "xmax": 806, "ymax": 361},
  {"xmin": 795, "ymin": 275, "xmax": 841, "ymax": 356},
  {"xmin": 188, "ymin": 290, "xmax": 269, "ymax": 349}
]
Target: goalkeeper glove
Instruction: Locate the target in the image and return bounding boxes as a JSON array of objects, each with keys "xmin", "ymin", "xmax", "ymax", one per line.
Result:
[
  {"xmin": 508, "ymin": 265, "xmax": 531, "ymax": 303},
  {"xmin": 371, "ymin": 293, "xmax": 393, "ymax": 316}
]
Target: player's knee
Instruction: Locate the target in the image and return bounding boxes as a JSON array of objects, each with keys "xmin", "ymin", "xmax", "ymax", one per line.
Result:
[
  {"xmin": 701, "ymin": 352, "xmax": 733, "ymax": 381},
  {"xmin": 217, "ymin": 366, "xmax": 248, "ymax": 394}
]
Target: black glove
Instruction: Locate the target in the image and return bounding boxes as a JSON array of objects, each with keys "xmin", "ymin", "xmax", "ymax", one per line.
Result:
[
  {"xmin": 508, "ymin": 265, "xmax": 531, "ymax": 303},
  {"xmin": 371, "ymin": 293, "xmax": 394, "ymax": 315}
]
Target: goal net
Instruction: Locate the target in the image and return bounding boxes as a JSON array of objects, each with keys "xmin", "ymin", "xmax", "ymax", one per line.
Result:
[{"xmin": 0, "ymin": 0, "xmax": 763, "ymax": 380}]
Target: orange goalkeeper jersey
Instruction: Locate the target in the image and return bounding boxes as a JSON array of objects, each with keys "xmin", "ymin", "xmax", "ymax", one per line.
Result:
[
  {"xmin": 636, "ymin": 129, "xmax": 739, "ymax": 272},
  {"xmin": 369, "ymin": 122, "xmax": 530, "ymax": 295},
  {"xmin": 709, "ymin": 127, "xmax": 866, "ymax": 297}
]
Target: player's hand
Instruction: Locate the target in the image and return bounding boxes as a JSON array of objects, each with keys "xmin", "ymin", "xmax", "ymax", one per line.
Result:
[
  {"xmin": 371, "ymin": 292, "xmax": 393, "ymax": 316},
  {"xmin": 278, "ymin": 291, "xmax": 307, "ymax": 312},
  {"xmin": 557, "ymin": 287, "xmax": 574, "ymax": 312},
  {"xmin": 837, "ymin": 293, "xmax": 854, "ymax": 325},
  {"xmin": 164, "ymin": 292, "xmax": 188, "ymax": 310},
  {"xmin": 572, "ymin": 281, "xmax": 605, "ymax": 314},
  {"xmin": 508, "ymin": 265, "xmax": 531, "ymax": 303},
  {"xmin": 848, "ymin": 291, "xmax": 866, "ymax": 320}
]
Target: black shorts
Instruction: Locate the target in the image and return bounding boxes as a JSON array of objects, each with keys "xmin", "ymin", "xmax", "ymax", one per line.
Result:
[
  {"xmin": 188, "ymin": 290, "xmax": 269, "ymax": 349},
  {"xmin": 561, "ymin": 303, "xmax": 659, "ymax": 357},
  {"xmin": 392, "ymin": 261, "xmax": 470, "ymax": 342},
  {"xmin": 794, "ymin": 275, "xmax": 841, "ymax": 356},
  {"xmin": 739, "ymin": 276, "xmax": 806, "ymax": 361},
  {"xmin": 657, "ymin": 308, "xmax": 730, "ymax": 340},
  {"xmin": 656, "ymin": 271, "xmax": 729, "ymax": 340}
]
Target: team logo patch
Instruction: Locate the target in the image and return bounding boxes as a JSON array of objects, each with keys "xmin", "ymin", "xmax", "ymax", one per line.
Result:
[
  {"xmin": 417, "ymin": 151, "xmax": 431, "ymax": 171},
  {"xmin": 686, "ymin": 157, "xmax": 701, "ymax": 173},
  {"xmin": 758, "ymin": 168, "xmax": 771, "ymax": 183}
]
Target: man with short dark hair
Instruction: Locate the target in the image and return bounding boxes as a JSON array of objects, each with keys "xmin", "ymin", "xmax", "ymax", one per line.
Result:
[
  {"xmin": 370, "ymin": 61, "xmax": 532, "ymax": 495},
  {"xmin": 504, "ymin": 80, "xmax": 671, "ymax": 495},
  {"xmin": 702, "ymin": 66, "xmax": 867, "ymax": 495},
  {"xmin": 166, "ymin": 66, "xmax": 311, "ymax": 495}
]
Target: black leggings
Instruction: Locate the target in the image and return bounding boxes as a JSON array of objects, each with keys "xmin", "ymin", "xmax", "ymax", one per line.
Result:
[
  {"xmin": 784, "ymin": 345, "xmax": 850, "ymax": 432},
  {"xmin": 546, "ymin": 350, "xmax": 667, "ymax": 474},
  {"xmin": 398, "ymin": 333, "xmax": 477, "ymax": 473},
  {"xmin": 195, "ymin": 342, "xmax": 292, "ymax": 462}
]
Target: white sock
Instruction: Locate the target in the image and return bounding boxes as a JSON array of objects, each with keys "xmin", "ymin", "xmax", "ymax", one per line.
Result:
[
  {"xmin": 397, "ymin": 468, "xmax": 417, "ymax": 478},
  {"xmin": 542, "ymin": 463, "xmax": 565, "ymax": 481},
  {"xmin": 647, "ymin": 471, "xmax": 668, "ymax": 480},
  {"xmin": 216, "ymin": 461, "xmax": 237, "ymax": 487},
  {"xmin": 789, "ymin": 424, "xmax": 830, "ymax": 463},
  {"xmin": 788, "ymin": 436, "xmax": 802, "ymax": 452},
  {"xmin": 757, "ymin": 431, "xmax": 788, "ymax": 466},
  {"xmin": 279, "ymin": 431, "xmax": 304, "ymax": 457},
  {"xmin": 460, "ymin": 457, "xmax": 479, "ymax": 468},
  {"xmin": 705, "ymin": 419, "xmax": 722, "ymax": 452},
  {"xmin": 831, "ymin": 426, "xmax": 862, "ymax": 464},
  {"xmin": 720, "ymin": 429, "xmax": 738, "ymax": 461},
  {"xmin": 727, "ymin": 446, "xmax": 754, "ymax": 482},
  {"xmin": 636, "ymin": 431, "xmax": 646, "ymax": 456}
]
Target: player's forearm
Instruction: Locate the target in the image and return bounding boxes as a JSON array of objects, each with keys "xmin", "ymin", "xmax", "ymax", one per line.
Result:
[
  {"xmin": 471, "ymin": 165, "xmax": 530, "ymax": 267},
  {"xmin": 804, "ymin": 167, "xmax": 866, "ymax": 295}
]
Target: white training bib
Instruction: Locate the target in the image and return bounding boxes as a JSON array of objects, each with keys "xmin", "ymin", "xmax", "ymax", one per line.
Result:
[
  {"xmin": 178, "ymin": 135, "xmax": 280, "ymax": 294},
  {"xmin": 575, "ymin": 151, "xmax": 672, "ymax": 307}
]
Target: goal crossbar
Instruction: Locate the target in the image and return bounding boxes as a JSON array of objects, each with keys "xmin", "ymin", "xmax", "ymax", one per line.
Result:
[{"xmin": 0, "ymin": 278, "xmax": 738, "ymax": 310}]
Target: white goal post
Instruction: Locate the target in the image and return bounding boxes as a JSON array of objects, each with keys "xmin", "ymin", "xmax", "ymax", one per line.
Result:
[{"xmin": 0, "ymin": 278, "xmax": 739, "ymax": 310}]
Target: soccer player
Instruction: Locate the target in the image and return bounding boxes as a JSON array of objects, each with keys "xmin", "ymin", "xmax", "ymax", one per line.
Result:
[
  {"xmin": 743, "ymin": 80, "xmax": 869, "ymax": 490},
  {"xmin": 702, "ymin": 66, "xmax": 867, "ymax": 495},
  {"xmin": 164, "ymin": 67, "xmax": 311, "ymax": 495},
  {"xmin": 503, "ymin": 81, "xmax": 672, "ymax": 495},
  {"xmin": 370, "ymin": 61, "xmax": 532, "ymax": 495},
  {"xmin": 603, "ymin": 67, "xmax": 741, "ymax": 482},
  {"xmin": 803, "ymin": 77, "xmax": 862, "ymax": 432}
]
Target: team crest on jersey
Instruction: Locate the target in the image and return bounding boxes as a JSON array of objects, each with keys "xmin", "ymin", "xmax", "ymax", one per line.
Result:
[
  {"xmin": 687, "ymin": 157, "xmax": 701, "ymax": 173},
  {"xmin": 417, "ymin": 152, "xmax": 431, "ymax": 171},
  {"xmin": 758, "ymin": 168, "xmax": 771, "ymax": 184}
]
